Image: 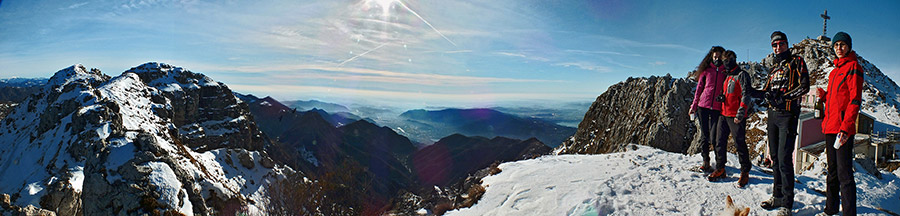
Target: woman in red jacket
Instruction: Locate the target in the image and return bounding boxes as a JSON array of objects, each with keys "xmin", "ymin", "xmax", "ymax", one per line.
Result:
[
  {"xmin": 689, "ymin": 46, "xmax": 726, "ymax": 172},
  {"xmin": 816, "ymin": 31, "xmax": 861, "ymax": 216}
]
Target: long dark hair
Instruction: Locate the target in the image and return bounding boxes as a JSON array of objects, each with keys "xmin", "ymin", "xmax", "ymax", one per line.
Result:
[{"xmin": 692, "ymin": 46, "xmax": 725, "ymax": 79}]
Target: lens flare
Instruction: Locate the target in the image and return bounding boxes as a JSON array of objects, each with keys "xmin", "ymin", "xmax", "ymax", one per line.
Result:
[
  {"xmin": 363, "ymin": 0, "xmax": 397, "ymax": 17},
  {"xmin": 360, "ymin": 0, "xmax": 456, "ymax": 47}
]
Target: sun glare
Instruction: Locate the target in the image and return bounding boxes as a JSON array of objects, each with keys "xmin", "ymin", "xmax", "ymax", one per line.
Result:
[{"xmin": 364, "ymin": 0, "xmax": 397, "ymax": 17}]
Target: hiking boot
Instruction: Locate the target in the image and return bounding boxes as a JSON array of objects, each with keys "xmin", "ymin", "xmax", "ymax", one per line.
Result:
[
  {"xmin": 814, "ymin": 212, "xmax": 836, "ymax": 216},
  {"xmin": 699, "ymin": 160, "xmax": 713, "ymax": 173},
  {"xmin": 776, "ymin": 207, "xmax": 792, "ymax": 216},
  {"xmin": 737, "ymin": 171, "xmax": 749, "ymax": 188},
  {"xmin": 760, "ymin": 197, "xmax": 778, "ymax": 210},
  {"xmin": 707, "ymin": 168, "xmax": 726, "ymax": 181}
]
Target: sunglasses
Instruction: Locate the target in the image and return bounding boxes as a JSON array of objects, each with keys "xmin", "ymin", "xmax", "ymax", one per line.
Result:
[{"xmin": 771, "ymin": 41, "xmax": 787, "ymax": 47}]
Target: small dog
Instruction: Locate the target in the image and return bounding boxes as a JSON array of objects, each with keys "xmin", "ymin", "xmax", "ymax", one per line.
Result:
[{"xmin": 720, "ymin": 195, "xmax": 750, "ymax": 216}]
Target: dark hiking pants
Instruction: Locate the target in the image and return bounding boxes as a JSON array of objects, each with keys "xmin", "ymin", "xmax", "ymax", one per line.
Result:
[
  {"xmin": 715, "ymin": 116, "xmax": 751, "ymax": 172},
  {"xmin": 698, "ymin": 108, "xmax": 721, "ymax": 164},
  {"xmin": 824, "ymin": 133, "xmax": 857, "ymax": 215},
  {"xmin": 767, "ymin": 110, "xmax": 798, "ymax": 209}
]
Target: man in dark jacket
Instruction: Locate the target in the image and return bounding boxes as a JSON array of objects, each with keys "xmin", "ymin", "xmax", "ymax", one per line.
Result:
[
  {"xmin": 760, "ymin": 31, "xmax": 810, "ymax": 216},
  {"xmin": 816, "ymin": 31, "xmax": 861, "ymax": 216}
]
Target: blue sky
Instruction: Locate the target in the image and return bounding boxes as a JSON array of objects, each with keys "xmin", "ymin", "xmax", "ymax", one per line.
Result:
[{"xmin": 1, "ymin": 0, "xmax": 898, "ymax": 108}]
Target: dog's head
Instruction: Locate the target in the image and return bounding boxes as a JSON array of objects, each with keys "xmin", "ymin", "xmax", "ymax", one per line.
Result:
[{"xmin": 722, "ymin": 195, "xmax": 750, "ymax": 216}]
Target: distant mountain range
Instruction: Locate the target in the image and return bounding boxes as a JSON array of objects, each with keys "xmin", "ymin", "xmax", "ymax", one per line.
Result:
[
  {"xmin": 0, "ymin": 78, "xmax": 47, "ymax": 88},
  {"xmin": 258, "ymin": 97, "xmax": 581, "ymax": 147},
  {"xmin": 236, "ymin": 94, "xmax": 368, "ymax": 127},
  {"xmin": 398, "ymin": 108, "xmax": 576, "ymax": 147},
  {"xmin": 240, "ymin": 94, "xmax": 417, "ymax": 200},
  {"xmin": 240, "ymin": 94, "xmax": 551, "ymax": 214},
  {"xmin": 282, "ymin": 99, "xmax": 351, "ymax": 114},
  {"xmin": 0, "ymin": 78, "xmax": 46, "ymax": 103}
]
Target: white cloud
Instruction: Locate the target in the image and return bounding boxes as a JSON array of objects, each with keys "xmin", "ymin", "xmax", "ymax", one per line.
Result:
[
  {"xmin": 493, "ymin": 51, "xmax": 550, "ymax": 62},
  {"xmin": 495, "ymin": 52, "xmax": 527, "ymax": 58},
  {"xmin": 565, "ymin": 49, "xmax": 642, "ymax": 57},
  {"xmin": 63, "ymin": 2, "xmax": 90, "ymax": 10},
  {"xmin": 578, "ymin": 33, "xmax": 703, "ymax": 54},
  {"xmin": 554, "ymin": 62, "xmax": 612, "ymax": 73}
]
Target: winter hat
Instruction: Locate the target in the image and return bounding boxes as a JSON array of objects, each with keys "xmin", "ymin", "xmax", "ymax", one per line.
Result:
[
  {"xmin": 771, "ymin": 31, "xmax": 788, "ymax": 44},
  {"xmin": 832, "ymin": 31, "xmax": 852, "ymax": 50}
]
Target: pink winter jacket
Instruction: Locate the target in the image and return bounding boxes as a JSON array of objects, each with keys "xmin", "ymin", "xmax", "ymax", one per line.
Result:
[{"xmin": 691, "ymin": 63, "xmax": 727, "ymax": 111}]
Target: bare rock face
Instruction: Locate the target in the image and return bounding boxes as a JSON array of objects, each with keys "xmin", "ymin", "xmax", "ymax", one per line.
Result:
[
  {"xmin": 126, "ymin": 62, "xmax": 268, "ymax": 152},
  {"xmin": 554, "ymin": 74, "xmax": 696, "ymax": 154},
  {"xmin": 0, "ymin": 102, "xmax": 16, "ymax": 120}
]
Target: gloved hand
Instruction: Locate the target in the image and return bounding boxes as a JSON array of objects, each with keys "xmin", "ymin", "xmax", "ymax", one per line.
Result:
[{"xmin": 765, "ymin": 91, "xmax": 785, "ymax": 108}]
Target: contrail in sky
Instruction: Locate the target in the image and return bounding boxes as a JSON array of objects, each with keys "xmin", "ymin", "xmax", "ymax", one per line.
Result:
[
  {"xmin": 396, "ymin": 0, "xmax": 458, "ymax": 47},
  {"xmin": 338, "ymin": 43, "xmax": 388, "ymax": 67}
]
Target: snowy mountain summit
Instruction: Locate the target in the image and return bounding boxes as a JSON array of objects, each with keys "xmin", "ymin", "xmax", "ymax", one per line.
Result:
[{"xmin": 0, "ymin": 63, "xmax": 285, "ymax": 215}]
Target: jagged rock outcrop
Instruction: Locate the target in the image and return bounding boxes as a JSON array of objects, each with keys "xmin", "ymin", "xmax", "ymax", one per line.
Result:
[
  {"xmin": 0, "ymin": 63, "xmax": 287, "ymax": 215},
  {"xmin": 0, "ymin": 102, "xmax": 16, "ymax": 120},
  {"xmin": 554, "ymin": 74, "xmax": 696, "ymax": 154},
  {"xmin": 126, "ymin": 63, "xmax": 269, "ymax": 152}
]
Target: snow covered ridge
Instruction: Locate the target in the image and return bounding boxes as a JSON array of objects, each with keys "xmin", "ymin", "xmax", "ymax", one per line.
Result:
[
  {"xmin": 0, "ymin": 63, "xmax": 287, "ymax": 215},
  {"xmin": 449, "ymin": 145, "xmax": 900, "ymax": 216}
]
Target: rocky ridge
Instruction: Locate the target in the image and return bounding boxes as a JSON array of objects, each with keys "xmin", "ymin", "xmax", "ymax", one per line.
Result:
[
  {"xmin": 554, "ymin": 74, "xmax": 696, "ymax": 154},
  {"xmin": 0, "ymin": 63, "xmax": 287, "ymax": 215}
]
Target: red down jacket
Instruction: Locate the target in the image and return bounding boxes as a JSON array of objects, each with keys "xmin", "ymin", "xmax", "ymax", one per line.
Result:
[
  {"xmin": 822, "ymin": 51, "xmax": 864, "ymax": 135},
  {"xmin": 721, "ymin": 67, "xmax": 751, "ymax": 120}
]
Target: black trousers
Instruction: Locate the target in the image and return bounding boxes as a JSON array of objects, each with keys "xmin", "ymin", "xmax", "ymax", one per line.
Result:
[
  {"xmin": 767, "ymin": 110, "xmax": 798, "ymax": 208},
  {"xmin": 698, "ymin": 108, "xmax": 721, "ymax": 163},
  {"xmin": 715, "ymin": 116, "xmax": 752, "ymax": 172},
  {"xmin": 824, "ymin": 134, "xmax": 857, "ymax": 215}
]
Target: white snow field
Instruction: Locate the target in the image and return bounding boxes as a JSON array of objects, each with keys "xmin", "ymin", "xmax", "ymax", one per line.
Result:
[{"xmin": 448, "ymin": 145, "xmax": 900, "ymax": 216}]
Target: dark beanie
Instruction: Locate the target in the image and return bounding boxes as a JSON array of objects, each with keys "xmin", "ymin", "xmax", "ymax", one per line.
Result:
[
  {"xmin": 771, "ymin": 31, "xmax": 788, "ymax": 44},
  {"xmin": 833, "ymin": 31, "xmax": 852, "ymax": 50}
]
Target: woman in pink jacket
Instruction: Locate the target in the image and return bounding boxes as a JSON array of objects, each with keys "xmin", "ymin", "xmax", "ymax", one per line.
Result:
[{"xmin": 689, "ymin": 46, "xmax": 726, "ymax": 172}]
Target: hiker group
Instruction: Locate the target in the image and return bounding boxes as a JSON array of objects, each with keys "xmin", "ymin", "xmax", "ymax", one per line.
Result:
[{"xmin": 689, "ymin": 31, "xmax": 863, "ymax": 216}]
